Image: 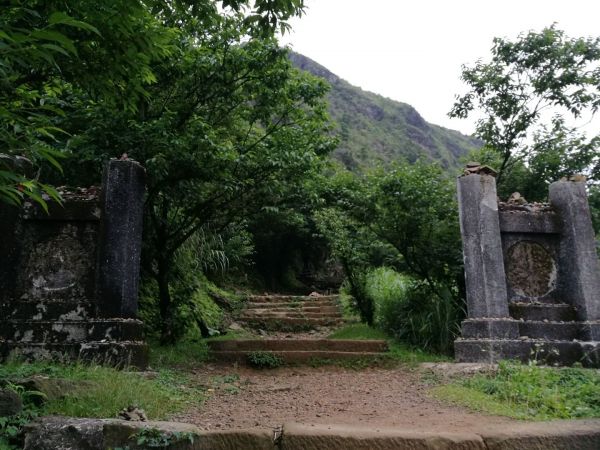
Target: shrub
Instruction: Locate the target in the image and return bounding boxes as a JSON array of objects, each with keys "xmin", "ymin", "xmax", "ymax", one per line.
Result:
[
  {"xmin": 367, "ymin": 267, "xmax": 463, "ymax": 355},
  {"xmin": 246, "ymin": 351, "xmax": 284, "ymax": 369}
]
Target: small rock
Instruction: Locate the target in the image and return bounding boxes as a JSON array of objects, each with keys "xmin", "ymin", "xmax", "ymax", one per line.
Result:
[
  {"xmin": 118, "ymin": 405, "xmax": 147, "ymax": 422},
  {"xmin": 507, "ymin": 192, "xmax": 527, "ymax": 205},
  {"xmin": 258, "ymin": 329, "xmax": 268, "ymax": 336},
  {"xmin": 228, "ymin": 322, "xmax": 243, "ymax": 331}
]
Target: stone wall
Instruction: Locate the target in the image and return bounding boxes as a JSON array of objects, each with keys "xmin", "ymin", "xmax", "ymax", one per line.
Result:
[
  {"xmin": 0, "ymin": 160, "xmax": 148, "ymax": 368},
  {"xmin": 455, "ymin": 168, "xmax": 600, "ymax": 367}
]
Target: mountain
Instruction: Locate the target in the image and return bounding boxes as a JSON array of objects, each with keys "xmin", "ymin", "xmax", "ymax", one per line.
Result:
[{"xmin": 289, "ymin": 52, "xmax": 480, "ymax": 170}]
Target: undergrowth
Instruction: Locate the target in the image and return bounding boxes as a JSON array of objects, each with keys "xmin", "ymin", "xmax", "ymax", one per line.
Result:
[
  {"xmin": 246, "ymin": 351, "xmax": 284, "ymax": 369},
  {"xmin": 433, "ymin": 361, "xmax": 600, "ymax": 420},
  {"xmin": 149, "ymin": 339, "xmax": 211, "ymax": 369},
  {"xmin": 0, "ymin": 361, "xmax": 204, "ymax": 448}
]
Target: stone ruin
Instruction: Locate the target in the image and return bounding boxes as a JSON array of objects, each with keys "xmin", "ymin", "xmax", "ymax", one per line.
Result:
[
  {"xmin": 0, "ymin": 160, "xmax": 148, "ymax": 369},
  {"xmin": 455, "ymin": 165, "xmax": 600, "ymax": 367}
]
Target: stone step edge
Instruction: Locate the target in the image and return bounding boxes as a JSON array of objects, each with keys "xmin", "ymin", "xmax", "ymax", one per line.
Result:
[
  {"xmin": 209, "ymin": 350, "xmax": 390, "ymax": 363},
  {"xmin": 245, "ymin": 301, "xmax": 339, "ymax": 307},
  {"xmin": 240, "ymin": 317, "xmax": 343, "ymax": 322},
  {"xmin": 208, "ymin": 339, "xmax": 388, "ymax": 352},
  {"xmin": 247, "ymin": 295, "xmax": 338, "ymax": 299},
  {"xmin": 239, "ymin": 313, "xmax": 343, "ymax": 319},
  {"xmin": 22, "ymin": 417, "xmax": 600, "ymax": 450}
]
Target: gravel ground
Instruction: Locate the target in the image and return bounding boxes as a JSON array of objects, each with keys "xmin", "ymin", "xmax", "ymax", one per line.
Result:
[{"xmin": 172, "ymin": 364, "xmax": 515, "ymax": 432}]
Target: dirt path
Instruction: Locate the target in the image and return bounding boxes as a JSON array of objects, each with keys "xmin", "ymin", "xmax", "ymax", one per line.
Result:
[{"xmin": 172, "ymin": 364, "xmax": 515, "ymax": 432}]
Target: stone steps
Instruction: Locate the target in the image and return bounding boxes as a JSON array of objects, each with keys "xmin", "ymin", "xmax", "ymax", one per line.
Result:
[
  {"xmin": 509, "ymin": 302, "xmax": 577, "ymax": 322},
  {"xmin": 0, "ymin": 319, "xmax": 144, "ymax": 343},
  {"xmin": 240, "ymin": 317, "xmax": 343, "ymax": 331},
  {"xmin": 246, "ymin": 301, "xmax": 339, "ymax": 312},
  {"xmin": 239, "ymin": 294, "xmax": 344, "ymax": 332},
  {"xmin": 210, "ymin": 295, "xmax": 388, "ymax": 365},
  {"xmin": 247, "ymin": 295, "xmax": 338, "ymax": 303},
  {"xmin": 245, "ymin": 300, "xmax": 338, "ymax": 308},
  {"xmin": 208, "ymin": 339, "xmax": 388, "ymax": 352},
  {"xmin": 240, "ymin": 311, "xmax": 343, "ymax": 319},
  {"xmin": 0, "ymin": 341, "xmax": 148, "ymax": 369},
  {"xmin": 209, "ymin": 350, "xmax": 390, "ymax": 364}
]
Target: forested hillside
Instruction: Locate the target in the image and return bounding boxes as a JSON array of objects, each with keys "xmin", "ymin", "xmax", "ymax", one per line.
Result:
[{"xmin": 290, "ymin": 52, "xmax": 481, "ymax": 170}]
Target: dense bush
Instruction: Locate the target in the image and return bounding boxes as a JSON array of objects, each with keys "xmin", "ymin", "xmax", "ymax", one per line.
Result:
[{"xmin": 365, "ymin": 267, "xmax": 463, "ymax": 355}]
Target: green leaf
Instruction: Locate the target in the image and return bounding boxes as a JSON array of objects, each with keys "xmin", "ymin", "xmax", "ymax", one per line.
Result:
[
  {"xmin": 30, "ymin": 30, "xmax": 77, "ymax": 55},
  {"xmin": 48, "ymin": 12, "xmax": 101, "ymax": 35}
]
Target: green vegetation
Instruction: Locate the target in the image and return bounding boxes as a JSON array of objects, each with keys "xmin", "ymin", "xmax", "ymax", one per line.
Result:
[
  {"xmin": 0, "ymin": 361, "xmax": 204, "ymax": 448},
  {"xmin": 122, "ymin": 428, "xmax": 195, "ymax": 449},
  {"xmin": 290, "ymin": 53, "xmax": 480, "ymax": 171},
  {"xmin": 434, "ymin": 362, "xmax": 600, "ymax": 420},
  {"xmin": 329, "ymin": 323, "xmax": 450, "ymax": 366},
  {"xmin": 148, "ymin": 340, "xmax": 210, "ymax": 369},
  {"xmin": 246, "ymin": 351, "xmax": 284, "ymax": 369},
  {"xmin": 1, "ymin": 0, "xmax": 306, "ymax": 209},
  {"xmin": 0, "ymin": 362, "xmax": 200, "ymax": 419},
  {"xmin": 316, "ymin": 163, "xmax": 464, "ymax": 354},
  {"xmin": 451, "ymin": 25, "xmax": 600, "ymax": 196},
  {"xmin": 328, "ymin": 323, "xmax": 388, "ymax": 340}
]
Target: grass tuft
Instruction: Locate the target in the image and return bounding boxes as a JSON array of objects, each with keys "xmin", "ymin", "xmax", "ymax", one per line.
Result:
[
  {"xmin": 328, "ymin": 323, "xmax": 450, "ymax": 366},
  {"xmin": 0, "ymin": 361, "xmax": 204, "ymax": 422},
  {"xmin": 149, "ymin": 340, "xmax": 210, "ymax": 369},
  {"xmin": 328, "ymin": 323, "xmax": 388, "ymax": 340}
]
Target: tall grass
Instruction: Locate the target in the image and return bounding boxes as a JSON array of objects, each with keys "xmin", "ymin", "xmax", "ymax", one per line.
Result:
[{"xmin": 365, "ymin": 267, "xmax": 463, "ymax": 354}]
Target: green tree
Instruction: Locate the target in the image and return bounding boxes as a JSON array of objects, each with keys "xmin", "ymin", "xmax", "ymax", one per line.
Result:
[
  {"xmin": 314, "ymin": 161, "xmax": 465, "ymax": 346},
  {"xmin": 450, "ymin": 25, "xmax": 600, "ymax": 187},
  {"xmin": 67, "ymin": 20, "xmax": 334, "ymax": 342},
  {"xmin": 0, "ymin": 0, "xmax": 306, "ymax": 208}
]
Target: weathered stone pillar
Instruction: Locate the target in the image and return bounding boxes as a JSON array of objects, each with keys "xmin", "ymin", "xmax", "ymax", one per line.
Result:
[
  {"xmin": 96, "ymin": 159, "xmax": 145, "ymax": 318},
  {"xmin": 549, "ymin": 180, "xmax": 600, "ymax": 329},
  {"xmin": 457, "ymin": 174, "xmax": 510, "ymax": 318}
]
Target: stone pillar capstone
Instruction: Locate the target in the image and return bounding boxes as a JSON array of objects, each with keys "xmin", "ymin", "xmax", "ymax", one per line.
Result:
[
  {"xmin": 457, "ymin": 173, "xmax": 510, "ymax": 318},
  {"xmin": 549, "ymin": 180, "xmax": 600, "ymax": 327},
  {"xmin": 96, "ymin": 159, "xmax": 145, "ymax": 318}
]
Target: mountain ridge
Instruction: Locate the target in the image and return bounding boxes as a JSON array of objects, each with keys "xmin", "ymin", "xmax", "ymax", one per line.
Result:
[{"xmin": 289, "ymin": 52, "xmax": 480, "ymax": 170}]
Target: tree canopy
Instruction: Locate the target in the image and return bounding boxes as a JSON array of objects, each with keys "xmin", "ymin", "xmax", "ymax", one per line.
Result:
[
  {"xmin": 0, "ymin": 0, "xmax": 306, "ymax": 208},
  {"xmin": 450, "ymin": 25, "xmax": 600, "ymax": 192}
]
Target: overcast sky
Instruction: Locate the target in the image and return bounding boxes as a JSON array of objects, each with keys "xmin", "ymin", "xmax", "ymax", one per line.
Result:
[{"xmin": 279, "ymin": 0, "xmax": 600, "ymax": 136}]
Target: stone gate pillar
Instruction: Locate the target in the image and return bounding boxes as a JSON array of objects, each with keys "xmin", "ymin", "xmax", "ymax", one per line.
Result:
[
  {"xmin": 549, "ymin": 180, "xmax": 600, "ymax": 339},
  {"xmin": 96, "ymin": 159, "xmax": 146, "ymax": 318},
  {"xmin": 455, "ymin": 171, "xmax": 519, "ymax": 345},
  {"xmin": 457, "ymin": 174, "xmax": 509, "ymax": 318}
]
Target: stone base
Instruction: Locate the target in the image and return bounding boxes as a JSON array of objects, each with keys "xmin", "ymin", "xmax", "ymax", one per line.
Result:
[
  {"xmin": 454, "ymin": 339, "xmax": 600, "ymax": 368},
  {"xmin": 0, "ymin": 341, "xmax": 148, "ymax": 369},
  {"xmin": 0, "ymin": 319, "xmax": 144, "ymax": 344},
  {"xmin": 460, "ymin": 318, "xmax": 519, "ymax": 339}
]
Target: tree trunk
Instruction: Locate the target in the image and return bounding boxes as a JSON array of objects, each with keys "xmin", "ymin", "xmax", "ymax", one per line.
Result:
[{"xmin": 157, "ymin": 258, "xmax": 174, "ymax": 345}]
